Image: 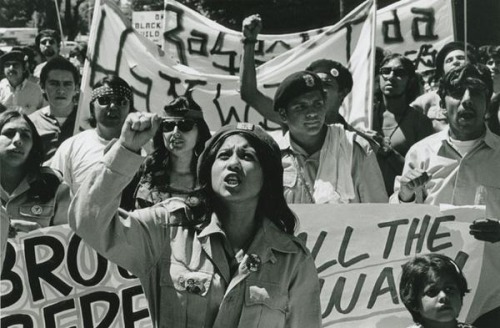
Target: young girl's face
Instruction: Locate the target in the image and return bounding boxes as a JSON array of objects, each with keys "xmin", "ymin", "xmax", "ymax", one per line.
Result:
[{"xmin": 418, "ymin": 272, "xmax": 462, "ymax": 324}]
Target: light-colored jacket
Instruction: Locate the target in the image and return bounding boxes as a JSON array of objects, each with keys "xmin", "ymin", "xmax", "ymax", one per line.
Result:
[
  {"xmin": 0, "ymin": 167, "xmax": 70, "ymax": 273},
  {"xmin": 69, "ymin": 143, "xmax": 322, "ymax": 328}
]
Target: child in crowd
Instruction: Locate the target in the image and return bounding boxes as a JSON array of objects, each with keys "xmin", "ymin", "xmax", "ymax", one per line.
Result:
[{"xmin": 399, "ymin": 253, "xmax": 475, "ymax": 328}]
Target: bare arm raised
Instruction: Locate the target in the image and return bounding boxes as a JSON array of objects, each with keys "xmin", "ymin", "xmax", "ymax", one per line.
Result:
[{"xmin": 239, "ymin": 15, "xmax": 283, "ymax": 125}]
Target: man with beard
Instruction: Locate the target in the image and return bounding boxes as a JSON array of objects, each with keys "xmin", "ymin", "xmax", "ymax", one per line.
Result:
[
  {"xmin": 0, "ymin": 48, "xmax": 45, "ymax": 113},
  {"xmin": 49, "ymin": 75, "xmax": 138, "ymax": 209},
  {"xmin": 391, "ymin": 63, "xmax": 500, "ymax": 328},
  {"xmin": 29, "ymin": 56, "xmax": 79, "ymax": 161},
  {"xmin": 33, "ymin": 30, "xmax": 61, "ymax": 80}
]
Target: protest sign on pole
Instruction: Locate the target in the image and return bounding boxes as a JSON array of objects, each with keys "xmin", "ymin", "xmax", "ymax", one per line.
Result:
[{"xmin": 1, "ymin": 204, "xmax": 493, "ymax": 327}]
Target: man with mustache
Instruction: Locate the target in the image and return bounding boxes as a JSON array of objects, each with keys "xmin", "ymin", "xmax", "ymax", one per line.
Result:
[
  {"xmin": 391, "ymin": 63, "xmax": 500, "ymax": 328},
  {"xmin": 273, "ymin": 71, "xmax": 387, "ymax": 204},
  {"xmin": 33, "ymin": 30, "xmax": 61, "ymax": 80},
  {"xmin": 0, "ymin": 49, "xmax": 45, "ymax": 114}
]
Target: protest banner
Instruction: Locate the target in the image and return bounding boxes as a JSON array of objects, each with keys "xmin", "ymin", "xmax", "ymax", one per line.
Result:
[
  {"xmin": 76, "ymin": 0, "xmax": 375, "ymax": 132},
  {"xmin": 0, "ymin": 229, "xmax": 152, "ymax": 327},
  {"xmin": 132, "ymin": 11, "xmax": 164, "ymax": 45},
  {"xmin": 163, "ymin": 0, "xmax": 454, "ymax": 75},
  {"xmin": 1, "ymin": 204, "xmax": 491, "ymax": 327},
  {"xmin": 76, "ymin": 0, "xmax": 454, "ymax": 134}
]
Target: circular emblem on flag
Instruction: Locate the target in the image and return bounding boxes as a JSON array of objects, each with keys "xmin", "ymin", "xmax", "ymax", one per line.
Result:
[
  {"xmin": 31, "ymin": 205, "xmax": 43, "ymax": 215},
  {"xmin": 302, "ymin": 74, "xmax": 315, "ymax": 87},
  {"xmin": 330, "ymin": 68, "xmax": 339, "ymax": 77}
]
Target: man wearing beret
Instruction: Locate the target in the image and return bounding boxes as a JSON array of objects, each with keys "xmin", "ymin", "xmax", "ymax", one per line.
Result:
[
  {"xmin": 274, "ymin": 70, "xmax": 388, "ymax": 204},
  {"xmin": 391, "ymin": 62, "xmax": 500, "ymax": 328},
  {"xmin": 240, "ymin": 15, "xmax": 364, "ymax": 134},
  {"xmin": 33, "ymin": 29, "xmax": 61, "ymax": 80},
  {"xmin": 0, "ymin": 49, "xmax": 45, "ymax": 114}
]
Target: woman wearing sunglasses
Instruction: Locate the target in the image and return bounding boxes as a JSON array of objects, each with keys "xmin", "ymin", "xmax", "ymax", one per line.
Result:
[
  {"xmin": 69, "ymin": 113, "xmax": 321, "ymax": 328},
  {"xmin": 367, "ymin": 53, "xmax": 434, "ymax": 195},
  {"xmin": 133, "ymin": 96, "xmax": 212, "ymax": 208}
]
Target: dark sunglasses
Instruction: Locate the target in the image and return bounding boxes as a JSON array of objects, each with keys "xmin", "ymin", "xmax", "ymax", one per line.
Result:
[
  {"xmin": 96, "ymin": 96, "xmax": 129, "ymax": 106},
  {"xmin": 41, "ymin": 39, "xmax": 56, "ymax": 45},
  {"xmin": 162, "ymin": 120, "xmax": 196, "ymax": 133},
  {"xmin": 447, "ymin": 85, "xmax": 487, "ymax": 99},
  {"xmin": 379, "ymin": 67, "xmax": 407, "ymax": 78}
]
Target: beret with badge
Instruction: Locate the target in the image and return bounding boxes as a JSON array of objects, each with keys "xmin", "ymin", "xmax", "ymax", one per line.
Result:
[{"xmin": 273, "ymin": 71, "xmax": 325, "ymax": 112}]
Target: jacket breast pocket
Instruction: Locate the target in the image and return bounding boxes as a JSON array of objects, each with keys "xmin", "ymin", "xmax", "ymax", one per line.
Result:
[
  {"xmin": 242, "ymin": 280, "xmax": 288, "ymax": 328},
  {"xmin": 159, "ymin": 261, "xmax": 214, "ymax": 327},
  {"xmin": 17, "ymin": 203, "xmax": 55, "ymax": 227},
  {"xmin": 475, "ymin": 180, "xmax": 500, "ymax": 217}
]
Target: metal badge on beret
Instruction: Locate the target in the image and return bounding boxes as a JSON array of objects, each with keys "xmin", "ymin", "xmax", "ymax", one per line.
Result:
[
  {"xmin": 31, "ymin": 205, "xmax": 43, "ymax": 215},
  {"xmin": 330, "ymin": 68, "xmax": 339, "ymax": 77},
  {"xmin": 246, "ymin": 254, "xmax": 262, "ymax": 273},
  {"xmin": 303, "ymin": 74, "xmax": 315, "ymax": 87}
]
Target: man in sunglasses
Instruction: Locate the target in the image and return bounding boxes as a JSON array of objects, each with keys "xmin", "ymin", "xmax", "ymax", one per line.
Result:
[
  {"xmin": 391, "ymin": 63, "xmax": 500, "ymax": 327},
  {"xmin": 49, "ymin": 75, "xmax": 138, "ymax": 209},
  {"xmin": 33, "ymin": 29, "xmax": 61, "ymax": 80}
]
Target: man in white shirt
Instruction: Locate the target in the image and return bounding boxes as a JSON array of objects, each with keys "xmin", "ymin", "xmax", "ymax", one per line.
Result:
[
  {"xmin": 0, "ymin": 49, "xmax": 44, "ymax": 114},
  {"xmin": 392, "ymin": 63, "xmax": 500, "ymax": 328}
]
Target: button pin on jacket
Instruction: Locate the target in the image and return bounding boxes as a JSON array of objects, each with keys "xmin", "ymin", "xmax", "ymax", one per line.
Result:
[
  {"xmin": 246, "ymin": 254, "xmax": 262, "ymax": 272},
  {"xmin": 31, "ymin": 205, "xmax": 43, "ymax": 215}
]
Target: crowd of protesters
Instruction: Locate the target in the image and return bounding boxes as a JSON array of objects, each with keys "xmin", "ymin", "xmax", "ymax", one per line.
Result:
[{"xmin": 1, "ymin": 19, "xmax": 500, "ymax": 328}]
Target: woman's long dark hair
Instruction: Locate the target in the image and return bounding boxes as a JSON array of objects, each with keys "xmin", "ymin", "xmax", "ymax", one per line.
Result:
[
  {"xmin": 0, "ymin": 111, "xmax": 44, "ymax": 173},
  {"xmin": 376, "ymin": 53, "xmax": 420, "ymax": 105},
  {"xmin": 0, "ymin": 111, "xmax": 60, "ymax": 202},
  {"xmin": 197, "ymin": 131, "xmax": 297, "ymax": 235},
  {"xmin": 139, "ymin": 96, "xmax": 211, "ymax": 189}
]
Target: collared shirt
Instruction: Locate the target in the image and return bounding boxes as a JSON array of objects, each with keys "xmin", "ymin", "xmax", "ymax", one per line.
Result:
[
  {"xmin": 391, "ymin": 127, "xmax": 500, "ymax": 321},
  {"xmin": 391, "ymin": 128, "xmax": 500, "ymax": 216},
  {"xmin": 0, "ymin": 78, "xmax": 45, "ymax": 114},
  {"xmin": 69, "ymin": 143, "xmax": 322, "ymax": 328},
  {"xmin": 29, "ymin": 105, "xmax": 77, "ymax": 162},
  {"xmin": 278, "ymin": 124, "xmax": 388, "ymax": 204}
]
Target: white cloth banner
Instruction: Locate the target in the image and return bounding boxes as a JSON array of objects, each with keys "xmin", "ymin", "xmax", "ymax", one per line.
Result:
[
  {"xmin": 163, "ymin": 0, "xmax": 454, "ymax": 75},
  {"xmin": 76, "ymin": 0, "xmax": 375, "ymax": 131},
  {"xmin": 1, "ymin": 205, "xmax": 491, "ymax": 327},
  {"xmin": 76, "ymin": 0, "xmax": 453, "ymax": 133}
]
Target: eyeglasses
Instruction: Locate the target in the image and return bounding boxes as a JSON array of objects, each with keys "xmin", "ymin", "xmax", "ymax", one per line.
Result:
[
  {"xmin": 162, "ymin": 120, "xmax": 196, "ymax": 133},
  {"xmin": 96, "ymin": 96, "xmax": 129, "ymax": 106},
  {"xmin": 379, "ymin": 67, "xmax": 408, "ymax": 78},
  {"xmin": 41, "ymin": 39, "xmax": 56, "ymax": 46}
]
